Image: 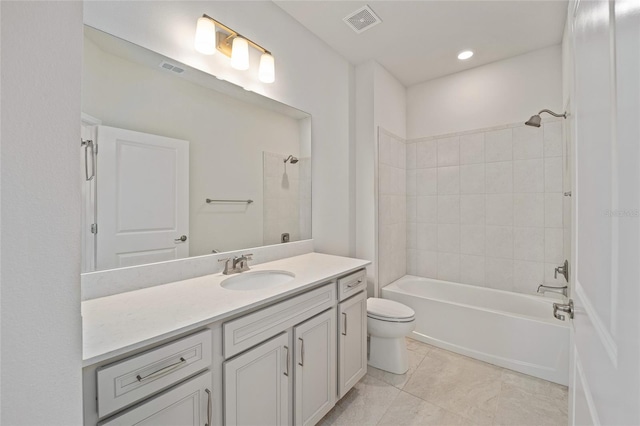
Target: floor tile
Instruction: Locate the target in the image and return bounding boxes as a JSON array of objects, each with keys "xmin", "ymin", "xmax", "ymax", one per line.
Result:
[
  {"xmin": 494, "ymin": 383, "xmax": 567, "ymax": 426},
  {"xmin": 405, "ymin": 337, "xmax": 434, "ymax": 355},
  {"xmin": 377, "ymin": 390, "xmax": 467, "ymax": 426},
  {"xmin": 367, "ymin": 348, "xmax": 426, "ymax": 389},
  {"xmin": 319, "ymin": 374, "xmax": 401, "ymax": 426}
]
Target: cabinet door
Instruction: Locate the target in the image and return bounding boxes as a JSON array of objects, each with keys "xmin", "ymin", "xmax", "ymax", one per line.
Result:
[
  {"xmin": 338, "ymin": 291, "xmax": 367, "ymax": 398},
  {"xmin": 99, "ymin": 371, "xmax": 212, "ymax": 426},
  {"xmin": 224, "ymin": 332, "xmax": 290, "ymax": 426},
  {"xmin": 294, "ymin": 308, "xmax": 336, "ymax": 426}
]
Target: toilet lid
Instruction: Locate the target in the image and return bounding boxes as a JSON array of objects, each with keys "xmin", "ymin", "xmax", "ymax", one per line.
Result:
[{"xmin": 367, "ymin": 298, "xmax": 415, "ymax": 320}]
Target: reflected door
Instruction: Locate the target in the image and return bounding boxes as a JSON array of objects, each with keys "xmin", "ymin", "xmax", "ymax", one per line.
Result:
[{"xmin": 96, "ymin": 125, "xmax": 189, "ymax": 270}]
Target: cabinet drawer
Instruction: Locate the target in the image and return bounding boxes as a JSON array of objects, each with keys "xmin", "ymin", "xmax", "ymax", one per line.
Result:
[
  {"xmin": 224, "ymin": 283, "xmax": 336, "ymax": 358},
  {"xmin": 99, "ymin": 371, "xmax": 213, "ymax": 426},
  {"xmin": 337, "ymin": 269, "xmax": 366, "ymax": 301},
  {"xmin": 97, "ymin": 330, "xmax": 212, "ymax": 418}
]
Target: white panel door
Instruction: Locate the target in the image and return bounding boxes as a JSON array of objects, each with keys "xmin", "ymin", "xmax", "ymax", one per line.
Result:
[
  {"xmin": 294, "ymin": 308, "xmax": 336, "ymax": 426},
  {"xmin": 96, "ymin": 125, "xmax": 189, "ymax": 270},
  {"xmin": 337, "ymin": 291, "xmax": 367, "ymax": 398},
  {"xmin": 224, "ymin": 332, "xmax": 291, "ymax": 426},
  {"xmin": 99, "ymin": 371, "xmax": 212, "ymax": 426},
  {"xmin": 570, "ymin": 0, "xmax": 639, "ymax": 424}
]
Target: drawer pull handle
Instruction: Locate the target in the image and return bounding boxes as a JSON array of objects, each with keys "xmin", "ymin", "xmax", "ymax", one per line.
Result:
[
  {"xmin": 346, "ymin": 278, "xmax": 363, "ymax": 288},
  {"xmin": 136, "ymin": 357, "xmax": 186, "ymax": 382},
  {"xmin": 342, "ymin": 312, "xmax": 348, "ymax": 336},
  {"xmin": 298, "ymin": 338, "xmax": 305, "ymax": 367},
  {"xmin": 205, "ymin": 388, "xmax": 212, "ymax": 426}
]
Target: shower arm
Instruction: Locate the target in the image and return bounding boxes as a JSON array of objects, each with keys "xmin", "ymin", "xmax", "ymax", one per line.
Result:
[{"xmin": 537, "ymin": 109, "xmax": 566, "ymax": 119}]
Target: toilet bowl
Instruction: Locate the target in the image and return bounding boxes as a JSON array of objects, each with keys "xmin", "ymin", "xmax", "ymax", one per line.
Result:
[{"xmin": 367, "ymin": 298, "xmax": 416, "ymax": 375}]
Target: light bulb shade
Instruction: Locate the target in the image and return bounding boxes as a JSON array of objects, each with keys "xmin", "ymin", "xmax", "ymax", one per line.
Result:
[
  {"xmin": 230, "ymin": 37, "xmax": 249, "ymax": 70},
  {"xmin": 259, "ymin": 53, "xmax": 275, "ymax": 83},
  {"xmin": 194, "ymin": 17, "xmax": 217, "ymax": 55}
]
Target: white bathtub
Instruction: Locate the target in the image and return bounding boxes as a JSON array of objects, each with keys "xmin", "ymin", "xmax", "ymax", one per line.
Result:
[{"xmin": 382, "ymin": 275, "xmax": 570, "ymax": 385}]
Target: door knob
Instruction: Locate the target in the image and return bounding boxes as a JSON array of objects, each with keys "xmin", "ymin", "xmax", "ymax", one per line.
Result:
[
  {"xmin": 553, "ymin": 300, "xmax": 574, "ymax": 321},
  {"xmin": 174, "ymin": 235, "xmax": 187, "ymax": 243}
]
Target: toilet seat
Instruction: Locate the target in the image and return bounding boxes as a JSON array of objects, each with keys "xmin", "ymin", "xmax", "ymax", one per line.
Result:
[{"xmin": 367, "ymin": 298, "xmax": 415, "ymax": 323}]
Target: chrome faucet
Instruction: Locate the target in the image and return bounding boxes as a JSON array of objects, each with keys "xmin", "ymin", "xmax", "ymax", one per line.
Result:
[
  {"xmin": 537, "ymin": 284, "xmax": 568, "ymax": 297},
  {"xmin": 218, "ymin": 253, "xmax": 253, "ymax": 275}
]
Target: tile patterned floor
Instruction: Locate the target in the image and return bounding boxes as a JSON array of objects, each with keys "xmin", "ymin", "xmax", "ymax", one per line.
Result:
[{"xmin": 320, "ymin": 338, "xmax": 568, "ymax": 426}]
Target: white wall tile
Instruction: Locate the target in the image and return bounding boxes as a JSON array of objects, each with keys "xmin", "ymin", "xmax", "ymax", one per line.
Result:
[
  {"xmin": 485, "ymin": 257, "xmax": 514, "ymax": 291},
  {"xmin": 460, "ymin": 164, "xmax": 485, "ymax": 194},
  {"xmin": 417, "ymin": 250, "xmax": 438, "ymax": 278},
  {"xmin": 486, "ymin": 226, "xmax": 513, "ymax": 259},
  {"xmin": 486, "ymin": 161, "xmax": 513, "ymax": 193},
  {"xmin": 544, "ymin": 157, "xmax": 563, "ymax": 192},
  {"xmin": 417, "ymin": 195, "xmax": 437, "ymax": 223},
  {"xmin": 513, "ymin": 125, "xmax": 543, "ymax": 159},
  {"xmin": 460, "ymin": 225, "xmax": 485, "ymax": 256},
  {"xmin": 417, "ymin": 223, "xmax": 438, "ymax": 251},
  {"xmin": 407, "ymin": 249, "xmax": 418, "ymax": 275},
  {"xmin": 407, "ymin": 196, "xmax": 417, "ymax": 223},
  {"xmin": 460, "ymin": 194, "xmax": 485, "ymax": 225},
  {"xmin": 545, "ymin": 228, "xmax": 563, "ymax": 263},
  {"xmin": 437, "ymin": 195, "xmax": 460, "ymax": 224},
  {"xmin": 460, "ymin": 255, "xmax": 485, "ymax": 286},
  {"xmin": 437, "ymin": 252, "xmax": 460, "ymax": 281},
  {"xmin": 437, "ymin": 224, "xmax": 460, "ymax": 253},
  {"xmin": 437, "ymin": 166, "xmax": 460, "ymax": 194},
  {"xmin": 513, "ymin": 260, "xmax": 544, "ymax": 295},
  {"xmin": 543, "ymin": 121, "xmax": 563, "ymax": 157},
  {"xmin": 460, "ymin": 133, "xmax": 485, "ymax": 165},
  {"xmin": 406, "ymin": 169, "xmax": 416, "ymax": 196},
  {"xmin": 545, "ymin": 193, "xmax": 563, "ymax": 228},
  {"xmin": 416, "ymin": 168, "xmax": 437, "ymax": 195},
  {"xmin": 513, "ymin": 159, "xmax": 544, "ymax": 192},
  {"xmin": 406, "ymin": 222, "xmax": 417, "ymax": 249},
  {"xmin": 514, "ymin": 227, "xmax": 544, "ymax": 262},
  {"xmin": 486, "ymin": 194, "xmax": 514, "ymax": 226},
  {"xmin": 437, "ymin": 136, "xmax": 460, "ymax": 166},
  {"xmin": 513, "ymin": 193, "xmax": 544, "ymax": 227},
  {"xmin": 406, "ymin": 142, "xmax": 417, "ymax": 169},
  {"xmin": 484, "ymin": 129, "xmax": 512, "ymax": 162},
  {"xmin": 416, "ymin": 140, "xmax": 437, "ymax": 168}
]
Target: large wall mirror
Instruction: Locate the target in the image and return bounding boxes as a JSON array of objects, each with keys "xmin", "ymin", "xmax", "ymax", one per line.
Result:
[{"xmin": 81, "ymin": 26, "xmax": 312, "ymax": 273}]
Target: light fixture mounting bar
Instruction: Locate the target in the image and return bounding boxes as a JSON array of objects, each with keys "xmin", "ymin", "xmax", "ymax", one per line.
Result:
[{"xmin": 202, "ymin": 14, "xmax": 270, "ymax": 55}]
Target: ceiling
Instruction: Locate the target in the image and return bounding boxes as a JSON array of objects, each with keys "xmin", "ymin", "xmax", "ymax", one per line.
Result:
[{"xmin": 273, "ymin": 1, "xmax": 568, "ymax": 86}]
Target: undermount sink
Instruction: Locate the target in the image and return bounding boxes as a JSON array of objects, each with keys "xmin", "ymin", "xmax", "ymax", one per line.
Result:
[{"xmin": 220, "ymin": 270, "xmax": 295, "ymax": 291}]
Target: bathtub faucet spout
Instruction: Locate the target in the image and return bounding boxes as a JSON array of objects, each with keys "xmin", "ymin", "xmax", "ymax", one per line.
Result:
[{"xmin": 537, "ymin": 284, "xmax": 568, "ymax": 297}]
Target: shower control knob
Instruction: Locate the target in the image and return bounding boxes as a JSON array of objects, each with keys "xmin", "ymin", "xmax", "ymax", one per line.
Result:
[{"xmin": 174, "ymin": 235, "xmax": 188, "ymax": 243}]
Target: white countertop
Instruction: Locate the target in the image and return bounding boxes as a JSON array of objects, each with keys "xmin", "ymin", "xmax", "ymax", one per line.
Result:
[{"xmin": 82, "ymin": 253, "xmax": 370, "ymax": 366}]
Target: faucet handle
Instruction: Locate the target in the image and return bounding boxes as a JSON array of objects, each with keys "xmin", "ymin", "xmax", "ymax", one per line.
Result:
[
  {"xmin": 218, "ymin": 257, "xmax": 232, "ymax": 274},
  {"xmin": 242, "ymin": 253, "xmax": 253, "ymax": 260}
]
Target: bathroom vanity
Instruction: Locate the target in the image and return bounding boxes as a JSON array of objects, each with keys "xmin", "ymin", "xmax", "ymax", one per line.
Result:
[{"xmin": 82, "ymin": 253, "xmax": 370, "ymax": 425}]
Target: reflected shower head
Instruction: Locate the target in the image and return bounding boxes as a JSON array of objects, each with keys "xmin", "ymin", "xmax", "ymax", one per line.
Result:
[
  {"xmin": 525, "ymin": 114, "xmax": 542, "ymax": 127},
  {"xmin": 525, "ymin": 109, "xmax": 566, "ymax": 127},
  {"xmin": 284, "ymin": 155, "xmax": 299, "ymax": 164}
]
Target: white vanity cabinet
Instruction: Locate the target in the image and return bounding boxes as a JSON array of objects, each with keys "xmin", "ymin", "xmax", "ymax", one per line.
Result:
[
  {"xmin": 337, "ymin": 270, "xmax": 368, "ymax": 399},
  {"xmin": 223, "ymin": 333, "xmax": 291, "ymax": 425}
]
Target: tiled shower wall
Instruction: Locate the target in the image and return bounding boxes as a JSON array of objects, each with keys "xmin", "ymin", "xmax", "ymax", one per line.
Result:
[
  {"xmin": 378, "ymin": 130, "xmax": 407, "ymax": 287},
  {"xmin": 405, "ymin": 120, "xmax": 565, "ymax": 295},
  {"xmin": 263, "ymin": 152, "xmax": 311, "ymax": 246}
]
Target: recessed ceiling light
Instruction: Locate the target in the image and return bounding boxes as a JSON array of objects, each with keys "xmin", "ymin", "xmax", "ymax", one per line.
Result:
[{"xmin": 458, "ymin": 50, "xmax": 474, "ymax": 60}]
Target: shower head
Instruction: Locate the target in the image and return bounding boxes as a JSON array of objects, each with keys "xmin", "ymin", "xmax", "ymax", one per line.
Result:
[
  {"xmin": 525, "ymin": 109, "xmax": 566, "ymax": 127},
  {"xmin": 525, "ymin": 114, "xmax": 542, "ymax": 128},
  {"xmin": 284, "ymin": 155, "xmax": 299, "ymax": 164}
]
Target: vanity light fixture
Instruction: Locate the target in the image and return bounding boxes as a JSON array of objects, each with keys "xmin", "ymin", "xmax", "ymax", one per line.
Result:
[{"xmin": 194, "ymin": 14, "xmax": 275, "ymax": 83}]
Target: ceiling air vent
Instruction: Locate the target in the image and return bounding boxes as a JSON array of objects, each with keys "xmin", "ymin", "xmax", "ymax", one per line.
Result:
[
  {"xmin": 343, "ymin": 5, "xmax": 382, "ymax": 34},
  {"xmin": 159, "ymin": 60, "xmax": 185, "ymax": 74}
]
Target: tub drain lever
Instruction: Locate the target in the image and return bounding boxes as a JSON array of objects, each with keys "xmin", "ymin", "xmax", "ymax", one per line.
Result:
[{"xmin": 553, "ymin": 300, "xmax": 574, "ymax": 321}]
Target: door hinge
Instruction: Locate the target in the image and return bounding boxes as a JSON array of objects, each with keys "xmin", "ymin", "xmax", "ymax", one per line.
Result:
[{"xmin": 91, "ymin": 223, "xmax": 98, "ymax": 234}]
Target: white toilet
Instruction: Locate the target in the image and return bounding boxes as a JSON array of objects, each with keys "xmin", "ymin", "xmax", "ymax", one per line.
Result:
[{"xmin": 367, "ymin": 298, "xmax": 416, "ymax": 374}]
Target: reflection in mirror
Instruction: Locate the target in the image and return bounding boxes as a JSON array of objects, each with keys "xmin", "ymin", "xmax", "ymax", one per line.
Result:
[{"xmin": 81, "ymin": 26, "xmax": 311, "ymax": 273}]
